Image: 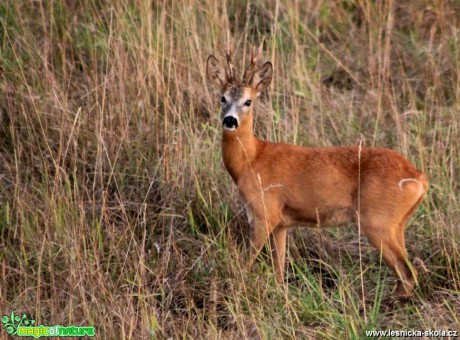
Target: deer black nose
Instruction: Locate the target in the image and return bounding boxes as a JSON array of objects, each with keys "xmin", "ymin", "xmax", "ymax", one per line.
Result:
[{"xmin": 222, "ymin": 116, "xmax": 238, "ymax": 130}]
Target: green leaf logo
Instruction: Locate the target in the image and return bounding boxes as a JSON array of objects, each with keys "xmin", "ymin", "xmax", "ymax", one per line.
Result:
[{"xmin": 1, "ymin": 311, "xmax": 35, "ymax": 336}]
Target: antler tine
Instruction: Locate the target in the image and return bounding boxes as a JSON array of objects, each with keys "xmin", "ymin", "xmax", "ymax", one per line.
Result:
[
  {"xmin": 225, "ymin": 47, "xmax": 236, "ymax": 83},
  {"xmin": 257, "ymin": 39, "xmax": 264, "ymax": 59},
  {"xmin": 243, "ymin": 41, "xmax": 264, "ymax": 84},
  {"xmin": 224, "ymin": 30, "xmax": 236, "ymax": 83},
  {"xmin": 253, "ymin": 40, "xmax": 263, "ymax": 63}
]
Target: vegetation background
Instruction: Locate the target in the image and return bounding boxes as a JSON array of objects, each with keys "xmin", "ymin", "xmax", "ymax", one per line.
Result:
[{"xmin": 1, "ymin": 0, "xmax": 459, "ymax": 338}]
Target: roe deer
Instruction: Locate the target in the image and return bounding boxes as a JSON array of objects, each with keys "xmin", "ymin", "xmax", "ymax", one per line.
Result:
[{"xmin": 206, "ymin": 46, "xmax": 428, "ymax": 298}]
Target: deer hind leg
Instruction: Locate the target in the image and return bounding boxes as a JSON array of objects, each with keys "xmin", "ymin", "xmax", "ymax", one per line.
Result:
[
  {"xmin": 360, "ymin": 177, "xmax": 426, "ymax": 297},
  {"xmin": 362, "ymin": 223, "xmax": 416, "ymax": 298},
  {"xmin": 398, "ymin": 190, "xmax": 426, "ymax": 247},
  {"xmin": 394, "ymin": 221, "xmax": 418, "ymax": 297},
  {"xmin": 269, "ymin": 226, "xmax": 288, "ymax": 283},
  {"xmin": 389, "ymin": 178, "xmax": 426, "ymax": 296}
]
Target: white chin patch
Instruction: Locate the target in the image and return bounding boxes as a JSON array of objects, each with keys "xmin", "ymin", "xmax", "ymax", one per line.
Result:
[{"xmin": 223, "ymin": 126, "xmax": 236, "ymax": 131}]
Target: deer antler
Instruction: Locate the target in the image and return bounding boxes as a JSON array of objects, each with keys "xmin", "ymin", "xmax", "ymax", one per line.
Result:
[
  {"xmin": 225, "ymin": 46, "xmax": 236, "ymax": 83},
  {"xmin": 243, "ymin": 41, "xmax": 264, "ymax": 84},
  {"xmin": 224, "ymin": 31, "xmax": 236, "ymax": 84}
]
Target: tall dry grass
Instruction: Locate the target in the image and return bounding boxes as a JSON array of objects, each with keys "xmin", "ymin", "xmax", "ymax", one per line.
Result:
[{"xmin": 0, "ymin": 0, "xmax": 459, "ymax": 338}]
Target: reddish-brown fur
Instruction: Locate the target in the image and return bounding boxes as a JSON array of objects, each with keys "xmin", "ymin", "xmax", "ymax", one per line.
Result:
[{"xmin": 206, "ymin": 50, "xmax": 428, "ymax": 297}]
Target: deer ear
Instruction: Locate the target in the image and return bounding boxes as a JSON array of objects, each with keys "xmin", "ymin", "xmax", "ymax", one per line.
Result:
[
  {"xmin": 250, "ymin": 62, "xmax": 272, "ymax": 95},
  {"xmin": 206, "ymin": 55, "xmax": 228, "ymax": 90}
]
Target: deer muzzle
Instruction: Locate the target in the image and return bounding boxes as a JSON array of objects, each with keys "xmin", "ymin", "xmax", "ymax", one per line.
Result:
[{"xmin": 223, "ymin": 115, "xmax": 239, "ymax": 130}]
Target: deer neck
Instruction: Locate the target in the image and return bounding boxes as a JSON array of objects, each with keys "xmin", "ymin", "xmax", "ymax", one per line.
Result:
[{"xmin": 222, "ymin": 113, "xmax": 260, "ymax": 183}]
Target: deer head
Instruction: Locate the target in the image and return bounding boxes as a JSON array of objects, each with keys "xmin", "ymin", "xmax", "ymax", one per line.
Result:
[{"xmin": 206, "ymin": 45, "xmax": 273, "ymax": 131}]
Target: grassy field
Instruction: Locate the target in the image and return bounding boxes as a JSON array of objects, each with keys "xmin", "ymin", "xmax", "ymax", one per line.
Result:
[{"xmin": 1, "ymin": 0, "xmax": 459, "ymax": 338}]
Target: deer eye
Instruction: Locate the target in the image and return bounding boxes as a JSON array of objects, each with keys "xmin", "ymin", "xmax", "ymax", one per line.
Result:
[
  {"xmin": 220, "ymin": 96, "xmax": 227, "ymax": 104},
  {"xmin": 244, "ymin": 100, "xmax": 252, "ymax": 107}
]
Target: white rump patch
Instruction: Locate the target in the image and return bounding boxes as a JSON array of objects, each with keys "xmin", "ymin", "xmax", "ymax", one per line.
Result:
[{"xmin": 398, "ymin": 178, "xmax": 418, "ymax": 191}]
